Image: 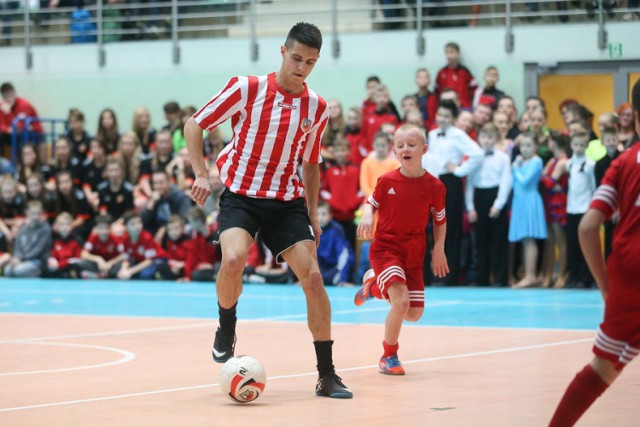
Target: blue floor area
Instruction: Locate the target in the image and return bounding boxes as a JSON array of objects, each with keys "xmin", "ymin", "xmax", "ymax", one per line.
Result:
[{"xmin": 0, "ymin": 279, "xmax": 604, "ymax": 330}]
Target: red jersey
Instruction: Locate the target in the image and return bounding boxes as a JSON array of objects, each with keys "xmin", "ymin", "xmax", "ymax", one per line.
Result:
[
  {"xmin": 435, "ymin": 65, "xmax": 478, "ymax": 108},
  {"xmin": 362, "ymin": 110, "xmax": 399, "ymax": 149},
  {"xmin": 361, "ymin": 98, "xmax": 377, "ymax": 120},
  {"xmin": 320, "ymin": 164, "xmax": 364, "ymax": 222},
  {"xmin": 185, "ymin": 226, "xmax": 220, "ymax": 279},
  {"xmin": 369, "ymin": 169, "xmax": 446, "ymax": 264},
  {"xmin": 51, "ymin": 237, "xmax": 82, "ymax": 269},
  {"xmin": 0, "ymin": 97, "xmax": 44, "ymax": 134},
  {"xmin": 84, "ymin": 233, "xmax": 121, "ymax": 261},
  {"xmin": 193, "ymin": 73, "xmax": 329, "ymax": 201},
  {"xmin": 118, "ymin": 230, "xmax": 166, "ymax": 264},
  {"xmin": 163, "ymin": 235, "xmax": 191, "ymax": 262},
  {"xmin": 590, "ymin": 144, "xmax": 640, "ymax": 285},
  {"xmin": 345, "ymin": 128, "xmax": 368, "ymax": 166}
]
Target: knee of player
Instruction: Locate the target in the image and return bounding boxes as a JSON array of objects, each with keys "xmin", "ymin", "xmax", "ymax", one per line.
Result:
[
  {"xmin": 221, "ymin": 253, "xmax": 247, "ymax": 274},
  {"xmin": 405, "ymin": 308, "xmax": 424, "ymax": 322},
  {"xmin": 390, "ymin": 290, "xmax": 411, "ymax": 312}
]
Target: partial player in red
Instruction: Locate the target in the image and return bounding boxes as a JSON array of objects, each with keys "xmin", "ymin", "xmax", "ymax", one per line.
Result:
[
  {"xmin": 549, "ymin": 78, "xmax": 640, "ymax": 427},
  {"xmin": 354, "ymin": 124, "xmax": 449, "ymax": 375}
]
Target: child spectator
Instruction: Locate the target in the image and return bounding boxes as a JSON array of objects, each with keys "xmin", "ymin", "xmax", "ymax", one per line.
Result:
[
  {"xmin": 404, "ymin": 108, "xmax": 425, "ymax": 129},
  {"xmin": 97, "ymin": 158, "xmax": 135, "ymax": 221},
  {"xmin": 46, "ymin": 212, "xmax": 83, "ymax": 278},
  {"xmin": 41, "ymin": 137, "xmax": 82, "ymax": 190},
  {"xmin": 400, "ymin": 95, "xmax": 418, "ymax": 123},
  {"xmin": 55, "ymin": 170, "xmax": 94, "ymax": 239},
  {"xmin": 439, "ymin": 88, "xmax": 461, "ymax": 108},
  {"xmin": 456, "ymin": 110, "xmax": 476, "ymax": 140},
  {"xmin": 321, "ymin": 99, "xmax": 346, "ymax": 163},
  {"xmin": 244, "ymin": 235, "xmax": 294, "ymax": 284},
  {"xmin": 320, "ymin": 137, "xmax": 364, "ymax": 250},
  {"xmin": 15, "ymin": 143, "xmax": 43, "ymax": 190},
  {"xmin": 361, "ymin": 76, "xmax": 381, "ymax": 119},
  {"xmin": 80, "ymin": 214, "xmax": 125, "ymax": 278},
  {"xmin": 345, "ymin": 107, "xmax": 368, "ymax": 166},
  {"xmin": 132, "ymin": 106, "xmax": 157, "ymax": 155},
  {"xmin": 359, "ymin": 132, "xmax": 400, "ymax": 199},
  {"xmin": 0, "ymin": 175, "xmax": 25, "ymax": 243},
  {"xmin": 141, "ymin": 170, "xmax": 192, "ymax": 237},
  {"xmin": 472, "ymin": 102, "xmax": 494, "ymax": 135},
  {"xmin": 202, "ymin": 165, "xmax": 224, "ymax": 220},
  {"xmin": 96, "ymin": 108, "xmax": 120, "ymax": 155},
  {"xmin": 586, "ymin": 112, "xmax": 617, "ymax": 162},
  {"xmin": 525, "ymin": 96, "xmax": 546, "ymax": 117},
  {"xmin": 139, "ymin": 129, "xmax": 186, "ymax": 199},
  {"xmin": 540, "ymin": 131, "xmax": 570, "ymax": 288},
  {"xmin": 185, "ymin": 207, "xmax": 220, "ymax": 282},
  {"xmin": 529, "ymin": 108, "xmax": 552, "ymax": 164},
  {"xmin": 465, "ymin": 124, "xmax": 512, "ymax": 286},
  {"xmin": 172, "ymin": 105, "xmax": 197, "ymax": 153},
  {"xmin": 4, "ymin": 200, "xmax": 51, "ymax": 278},
  {"xmin": 361, "ymin": 85, "xmax": 400, "ymax": 150},
  {"xmin": 413, "ymin": 68, "xmax": 438, "ymax": 130},
  {"xmin": 435, "ymin": 42, "xmax": 477, "ymax": 108},
  {"xmin": 66, "ymin": 108, "xmax": 92, "ymax": 161},
  {"xmin": 115, "ymin": 211, "xmax": 170, "ymax": 280},
  {"xmin": 24, "ymin": 174, "xmax": 57, "ymax": 222},
  {"xmin": 492, "ymin": 111, "xmax": 515, "ymax": 155},
  {"xmin": 566, "ymin": 131, "xmax": 596, "ymax": 288},
  {"xmin": 115, "ymin": 131, "xmax": 143, "ymax": 187},
  {"xmin": 162, "ymin": 101, "xmax": 182, "ymax": 134},
  {"xmin": 509, "ymin": 133, "xmax": 547, "ymax": 288},
  {"xmin": 317, "ymin": 200, "xmax": 354, "ymax": 286},
  {"xmin": 81, "ymin": 138, "xmax": 108, "ymax": 210},
  {"xmin": 161, "ymin": 215, "xmax": 190, "ymax": 280},
  {"xmin": 497, "ymin": 96, "xmax": 520, "ymax": 140},
  {"xmin": 472, "ymin": 66, "xmax": 505, "ymax": 109},
  {"xmin": 354, "ymin": 124, "xmax": 448, "ymax": 375},
  {"xmin": 0, "ymin": 232, "xmax": 10, "ymax": 272}
]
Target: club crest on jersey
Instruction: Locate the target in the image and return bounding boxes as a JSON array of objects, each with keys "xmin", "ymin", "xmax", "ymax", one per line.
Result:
[{"xmin": 300, "ymin": 118, "xmax": 313, "ymax": 133}]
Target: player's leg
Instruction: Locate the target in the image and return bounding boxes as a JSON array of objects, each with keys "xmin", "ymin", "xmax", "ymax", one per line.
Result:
[
  {"xmin": 282, "ymin": 242, "xmax": 353, "ymax": 398},
  {"xmin": 380, "ymin": 281, "xmax": 409, "ymax": 375},
  {"xmin": 404, "ymin": 266, "xmax": 425, "ymax": 322}
]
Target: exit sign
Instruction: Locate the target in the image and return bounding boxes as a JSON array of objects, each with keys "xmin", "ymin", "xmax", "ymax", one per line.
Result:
[{"xmin": 609, "ymin": 43, "xmax": 623, "ymax": 58}]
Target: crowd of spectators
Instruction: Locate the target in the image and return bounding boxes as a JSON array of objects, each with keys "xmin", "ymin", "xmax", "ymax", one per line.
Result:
[{"xmin": 0, "ymin": 42, "xmax": 637, "ymax": 287}]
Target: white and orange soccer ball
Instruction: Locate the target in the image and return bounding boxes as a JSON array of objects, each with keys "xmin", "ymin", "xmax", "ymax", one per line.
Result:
[{"xmin": 219, "ymin": 355, "xmax": 266, "ymax": 403}]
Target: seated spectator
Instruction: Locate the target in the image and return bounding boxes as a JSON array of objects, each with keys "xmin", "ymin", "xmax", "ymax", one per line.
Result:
[
  {"xmin": 162, "ymin": 101, "xmax": 182, "ymax": 134},
  {"xmin": 141, "ymin": 170, "xmax": 192, "ymax": 237},
  {"xmin": 139, "ymin": 129, "xmax": 186, "ymax": 199},
  {"xmin": 41, "ymin": 136, "xmax": 82, "ymax": 191},
  {"xmin": 202, "ymin": 165, "xmax": 223, "ymax": 220},
  {"xmin": 172, "ymin": 106, "xmax": 196, "ymax": 153},
  {"xmin": 55, "ymin": 170, "xmax": 94, "ymax": 239},
  {"xmin": 114, "ymin": 211, "xmax": 170, "ymax": 280},
  {"xmin": 81, "ymin": 138, "xmax": 108, "ymax": 211},
  {"xmin": 244, "ymin": 234, "xmax": 294, "ymax": 284},
  {"xmin": 15, "ymin": 143, "xmax": 43, "ymax": 191},
  {"xmin": 132, "ymin": 106, "xmax": 157, "ymax": 155},
  {"xmin": 66, "ymin": 108, "xmax": 92, "ymax": 162},
  {"xmin": 317, "ymin": 201, "xmax": 354, "ymax": 286},
  {"xmin": 80, "ymin": 214, "xmax": 125, "ymax": 278},
  {"xmin": 4, "ymin": 200, "xmax": 51, "ymax": 278},
  {"xmin": 0, "ymin": 175, "xmax": 25, "ymax": 243},
  {"xmin": 98, "ymin": 158, "xmax": 135, "ymax": 222},
  {"xmin": 25, "ymin": 174, "xmax": 58, "ymax": 223},
  {"xmin": 161, "ymin": 215, "xmax": 190, "ymax": 280},
  {"xmin": 46, "ymin": 212, "xmax": 83, "ymax": 278},
  {"xmin": 185, "ymin": 207, "xmax": 220, "ymax": 282},
  {"xmin": 96, "ymin": 108, "xmax": 120, "ymax": 155}
]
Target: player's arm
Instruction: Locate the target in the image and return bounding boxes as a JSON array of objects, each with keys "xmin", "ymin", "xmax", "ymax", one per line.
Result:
[
  {"xmin": 578, "ymin": 208, "xmax": 608, "ymax": 299},
  {"xmin": 185, "ymin": 117, "xmax": 210, "ymax": 207},
  {"xmin": 302, "ymin": 160, "xmax": 322, "ymax": 245},
  {"xmin": 357, "ymin": 203, "xmax": 376, "ymax": 241},
  {"xmin": 432, "ymin": 221, "xmax": 449, "ymax": 278}
]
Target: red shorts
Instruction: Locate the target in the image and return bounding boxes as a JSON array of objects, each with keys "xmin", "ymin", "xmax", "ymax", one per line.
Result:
[
  {"xmin": 370, "ymin": 249, "xmax": 424, "ymax": 308},
  {"xmin": 591, "ymin": 265, "xmax": 640, "ymax": 370}
]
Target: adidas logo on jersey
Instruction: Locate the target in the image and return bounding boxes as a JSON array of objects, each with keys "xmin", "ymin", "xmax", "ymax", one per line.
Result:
[{"xmin": 388, "ymin": 188, "xmax": 396, "ymax": 195}]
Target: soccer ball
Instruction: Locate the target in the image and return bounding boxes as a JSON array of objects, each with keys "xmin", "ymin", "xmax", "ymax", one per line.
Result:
[{"xmin": 219, "ymin": 355, "xmax": 267, "ymax": 403}]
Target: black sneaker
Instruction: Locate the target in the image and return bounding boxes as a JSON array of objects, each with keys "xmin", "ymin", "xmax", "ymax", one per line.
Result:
[
  {"xmin": 212, "ymin": 326, "xmax": 236, "ymax": 363},
  {"xmin": 315, "ymin": 373, "xmax": 353, "ymax": 399}
]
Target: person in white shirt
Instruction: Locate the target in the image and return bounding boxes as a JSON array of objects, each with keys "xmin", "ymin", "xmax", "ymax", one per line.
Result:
[
  {"xmin": 566, "ymin": 131, "xmax": 596, "ymax": 288},
  {"xmin": 465, "ymin": 123, "xmax": 512, "ymax": 286},
  {"xmin": 422, "ymin": 100, "xmax": 482, "ymax": 285}
]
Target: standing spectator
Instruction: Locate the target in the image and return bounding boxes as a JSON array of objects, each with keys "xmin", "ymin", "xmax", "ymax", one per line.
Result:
[
  {"xmin": 472, "ymin": 66, "xmax": 505, "ymax": 109},
  {"xmin": 361, "ymin": 85, "xmax": 400, "ymax": 150},
  {"xmin": 115, "ymin": 132, "xmax": 143, "ymax": 186},
  {"xmin": 529, "ymin": 108, "xmax": 552, "ymax": 165},
  {"xmin": 172, "ymin": 105, "xmax": 197, "ymax": 153},
  {"xmin": 96, "ymin": 108, "xmax": 120, "ymax": 155},
  {"xmin": 422, "ymin": 100, "xmax": 483, "ymax": 285},
  {"xmin": 0, "ymin": 176, "xmax": 25, "ymax": 243},
  {"xmin": 344, "ymin": 107, "xmax": 367, "ymax": 166},
  {"xmin": 361, "ymin": 76, "xmax": 381, "ymax": 119},
  {"xmin": 616, "ymin": 102, "xmax": 637, "ymax": 148},
  {"xmin": 141, "ymin": 170, "xmax": 192, "ymax": 237},
  {"xmin": 413, "ymin": 68, "xmax": 438, "ymax": 130},
  {"xmin": 493, "ymin": 111, "xmax": 515, "ymax": 155},
  {"xmin": 465, "ymin": 124, "xmax": 512, "ymax": 286},
  {"xmin": 4, "ymin": 200, "xmax": 51, "ymax": 278},
  {"xmin": 359, "ymin": 132, "xmax": 400, "ymax": 199},
  {"xmin": 595, "ymin": 127, "xmax": 623, "ymax": 261},
  {"xmin": 97, "ymin": 158, "xmax": 134, "ymax": 221},
  {"xmin": 472, "ymin": 102, "xmax": 494, "ymax": 135},
  {"xmin": 320, "ymin": 138, "xmax": 364, "ymax": 250},
  {"xmin": 66, "ymin": 108, "xmax": 92, "ymax": 162},
  {"xmin": 80, "ymin": 214, "xmax": 125, "ymax": 278},
  {"xmin": 509, "ymin": 133, "xmax": 547, "ymax": 288},
  {"xmin": 321, "ymin": 99, "xmax": 346, "ymax": 163},
  {"xmin": 115, "ymin": 211, "xmax": 169, "ymax": 280},
  {"xmin": 456, "ymin": 110, "xmax": 476, "ymax": 141},
  {"xmin": 132, "ymin": 107, "xmax": 157, "ymax": 155},
  {"xmin": 497, "ymin": 96, "xmax": 520, "ymax": 140},
  {"xmin": 0, "ymin": 82, "xmax": 43, "ymax": 158},
  {"xmin": 434, "ymin": 43, "xmax": 477, "ymax": 109},
  {"xmin": 525, "ymin": 96, "xmax": 546, "ymax": 117},
  {"xmin": 317, "ymin": 200, "xmax": 354, "ymax": 286},
  {"xmin": 184, "ymin": 207, "xmax": 220, "ymax": 282},
  {"xmin": 46, "ymin": 212, "xmax": 83, "ymax": 278},
  {"xmin": 566, "ymin": 131, "xmax": 596, "ymax": 288},
  {"xmin": 162, "ymin": 101, "xmax": 182, "ymax": 134}
]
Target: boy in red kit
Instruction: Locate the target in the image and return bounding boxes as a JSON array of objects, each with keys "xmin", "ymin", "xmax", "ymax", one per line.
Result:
[
  {"xmin": 362, "ymin": 86, "xmax": 400, "ymax": 150},
  {"xmin": 81, "ymin": 214, "xmax": 125, "ymax": 278},
  {"xmin": 345, "ymin": 107, "xmax": 368, "ymax": 166},
  {"xmin": 185, "ymin": 207, "xmax": 220, "ymax": 282},
  {"xmin": 361, "ymin": 76, "xmax": 381, "ymax": 120},
  {"xmin": 549, "ymin": 78, "xmax": 640, "ymax": 426},
  {"xmin": 115, "ymin": 212, "xmax": 170, "ymax": 280},
  {"xmin": 354, "ymin": 124, "xmax": 449, "ymax": 375},
  {"xmin": 46, "ymin": 212, "xmax": 83, "ymax": 278},
  {"xmin": 162, "ymin": 215, "xmax": 191, "ymax": 280},
  {"xmin": 320, "ymin": 138, "xmax": 364, "ymax": 250},
  {"xmin": 435, "ymin": 42, "xmax": 477, "ymax": 109}
]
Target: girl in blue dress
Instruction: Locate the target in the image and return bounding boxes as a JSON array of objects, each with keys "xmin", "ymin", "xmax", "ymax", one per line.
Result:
[{"xmin": 509, "ymin": 132, "xmax": 547, "ymax": 288}]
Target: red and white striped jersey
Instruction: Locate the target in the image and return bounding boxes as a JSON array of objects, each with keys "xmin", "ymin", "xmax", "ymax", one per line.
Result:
[{"xmin": 193, "ymin": 73, "xmax": 329, "ymax": 201}]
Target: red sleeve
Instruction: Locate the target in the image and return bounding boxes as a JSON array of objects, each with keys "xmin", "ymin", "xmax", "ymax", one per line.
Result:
[
  {"xmin": 193, "ymin": 76, "xmax": 245, "ymax": 131},
  {"xmin": 368, "ymin": 175, "xmax": 384, "ymax": 209},
  {"xmin": 589, "ymin": 155, "xmax": 620, "ymax": 219},
  {"xmin": 302, "ymin": 99, "xmax": 329, "ymax": 164},
  {"xmin": 434, "ymin": 68, "xmax": 446, "ymax": 97},
  {"xmin": 431, "ymin": 180, "xmax": 447, "ymax": 225},
  {"xmin": 426, "ymin": 93, "xmax": 438, "ymax": 130}
]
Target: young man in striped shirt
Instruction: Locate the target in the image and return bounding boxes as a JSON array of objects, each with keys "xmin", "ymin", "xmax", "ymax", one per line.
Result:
[{"xmin": 185, "ymin": 22, "xmax": 352, "ymax": 399}]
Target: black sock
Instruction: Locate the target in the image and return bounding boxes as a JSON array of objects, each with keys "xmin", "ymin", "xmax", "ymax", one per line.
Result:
[
  {"xmin": 314, "ymin": 340, "xmax": 335, "ymax": 376},
  {"xmin": 218, "ymin": 302, "xmax": 237, "ymax": 331}
]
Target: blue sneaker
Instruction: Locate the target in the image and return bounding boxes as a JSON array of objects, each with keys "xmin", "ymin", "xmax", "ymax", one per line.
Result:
[
  {"xmin": 379, "ymin": 354, "xmax": 405, "ymax": 375},
  {"xmin": 354, "ymin": 269, "xmax": 376, "ymax": 306}
]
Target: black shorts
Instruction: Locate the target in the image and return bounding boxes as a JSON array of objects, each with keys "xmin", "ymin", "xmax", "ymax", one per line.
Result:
[{"xmin": 217, "ymin": 190, "xmax": 315, "ymax": 262}]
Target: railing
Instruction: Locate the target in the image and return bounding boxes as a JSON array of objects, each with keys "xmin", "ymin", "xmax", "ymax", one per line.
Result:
[
  {"xmin": 1, "ymin": 0, "xmax": 638, "ymax": 67},
  {"xmin": 11, "ymin": 117, "xmax": 67, "ymax": 164}
]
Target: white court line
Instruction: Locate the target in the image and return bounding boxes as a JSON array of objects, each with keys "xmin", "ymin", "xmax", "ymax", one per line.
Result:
[
  {"xmin": 0, "ymin": 341, "xmax": 136, "ymax": 376},
  {"xmin": 0, "ymin": 337, "xmax": 593, "ymax": 413}
]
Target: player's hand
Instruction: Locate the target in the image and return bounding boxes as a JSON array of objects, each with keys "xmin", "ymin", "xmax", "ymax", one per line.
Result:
[
  {"xmin": 467, "ymin": 210, "xmax": 477, "ymax": 223},
  {"xmin": 432, "ymin": 244, "xmax": 449, "ymax": 279},
  {"xmin": 117, "ymin": 269, "xmax": 131, "ymax": 280},
  {"xmin": 445, "ymin": 162, "xmax": 457, "ymax": 173},
  {"xmin": 488, "ymin": 207, "xmax": 500, "ymax": 218},
  {"xmin": 308, "ymin": 215, "xmax": 322, "ymax": 247},
  {"xmin": 190, "ymin": 176, "xmax": 211, "ymax": 207},
  {"xmin": 357, "ymin": 215, "xmax": 374, "ymax": 240}
]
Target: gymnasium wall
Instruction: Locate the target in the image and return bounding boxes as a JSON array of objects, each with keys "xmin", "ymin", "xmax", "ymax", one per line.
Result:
[{"xmin": 1, "ymin": 22, "xmax": 638, "ymax": 133}]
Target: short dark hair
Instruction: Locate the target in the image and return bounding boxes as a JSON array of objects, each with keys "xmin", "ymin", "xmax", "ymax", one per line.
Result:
[
  {"xmin": 549, "ymin": 131, "xmax": 570, "ymax": 153},
  {"xmin": 95, "ymin": 214, "xmax": 113, "ymax": 227},
  {"xmin": 284, "ymin": 22, "xmax": 322, "ymax": 51},
  {"xmin": 122, "ymin": 211, "xmax": 140, "ymax": 226},
  {"xmin": 317, "ymin": 199, "xmax": 330, "ymax": 210},
  {"xmin": 518, "ymin": 131, "xmax": 539, "ymax": 145},
  {"xmin": 445, "ymin": 42, "xmax": 460, "ymax": 52},
  {"xmin": 187, "ymin": 207, "xmax": 206, "ymax": 223},
  {"xmin": 632, "ymin": 78, "xmax": 640, "ymax": 112},
  {"xmin": 366, "ymin": 76, "xmax": 381, "ymax": 84},
  {"xmin": 438, "ymin": 99, "xmax": 459, "ymax": 119},
  {"xmin": 0, "ymin": 82, "xmax": 15, "ymax": 95},
  {"xmin": 479, "ymin": 123, "xmax": 499, "ymax": 139},
  {"xmin": 167, "ymin": 214, "xmax": 184, "ymax": 227},
  {"xmin": 163, "ymin": 101, "xmax": 180, "ymax": 114},
  {"xmin": 601, "ymin": 126, "xmax": 617, "ymax": 138}
]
